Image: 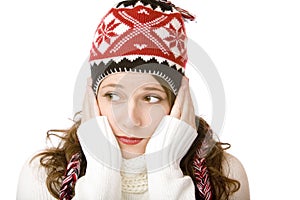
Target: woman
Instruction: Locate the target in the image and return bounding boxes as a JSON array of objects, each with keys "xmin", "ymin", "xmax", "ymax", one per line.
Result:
[{"xmin": 17, "ymin": 0, "xmax": 250, "ymax": 199}]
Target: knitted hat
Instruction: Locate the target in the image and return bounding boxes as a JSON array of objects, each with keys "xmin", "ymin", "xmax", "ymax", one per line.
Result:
[{"xmin": 90, "ymin": 0, "xmax": 194, "ymax": 95}]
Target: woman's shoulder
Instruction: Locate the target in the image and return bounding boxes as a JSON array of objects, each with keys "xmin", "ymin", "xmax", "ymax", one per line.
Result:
[
  {"xmin": 17, "ymin": 154, "xmax": 55, "ymax": 200},
  {"xmin": 222, "ymin": 152, "xmax": 250, "ymax": 200},
  {"xmin": 222, "ymin": 153, "xmax": 245, "ymax": 172},
  {"xmin": 17, "ymin": 154, "xmax": 46, "ymax": 188},
  {"xmin": 18, "ymin": 154, "xmax": 47, "ymax": 182}
]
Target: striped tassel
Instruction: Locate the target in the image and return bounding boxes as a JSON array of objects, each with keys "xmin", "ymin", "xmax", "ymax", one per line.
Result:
[
  {"xmin": 193, "ymin": 157, "xmax": 212, "ymax": 200},
  {"xmin": 59, "ymin": 153, "xmax": 82, "ymax": 200}
]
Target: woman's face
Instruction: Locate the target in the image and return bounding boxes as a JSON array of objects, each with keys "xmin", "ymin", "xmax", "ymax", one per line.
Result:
[{"xmin": 97, "ymin": 72, "xmax": 171, "ymax": 159}]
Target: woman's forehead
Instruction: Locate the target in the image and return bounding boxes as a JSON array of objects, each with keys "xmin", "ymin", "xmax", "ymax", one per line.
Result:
[{"xmin": 101, "ymin": 72, "xmax": 161, "ymax": 86}]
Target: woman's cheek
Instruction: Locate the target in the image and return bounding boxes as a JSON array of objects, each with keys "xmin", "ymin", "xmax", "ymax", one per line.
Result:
[
  {"xmin": 147, "ymin": 104, "xmax": 168, "ymax": 130},
  {"xmin": 107, "ymin": 104, "xmax": 128, "ymax": 130}
]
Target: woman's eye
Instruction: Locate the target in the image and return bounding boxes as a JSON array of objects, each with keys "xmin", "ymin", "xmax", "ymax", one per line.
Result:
[
  {"xmin": 144, "ymin": 96, "xmax": 161, "ymax": 103},
  {"xmin": 104, "ymin": 93, "xmax": 120, "ymax": 101}
]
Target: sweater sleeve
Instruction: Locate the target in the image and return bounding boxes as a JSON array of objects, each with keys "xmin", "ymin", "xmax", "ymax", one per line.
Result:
[
  {"xmin": 146, "ymin": 116, "xmax": 197, "ymax": 199},
  {"xmin": 17, "ymin": 156, "xmax": 56, "ymax": 200},
  {"xmin": 147, "ymin": 164, "xmax": 196, "ymax": 200},
  {"xmin": 72, "ymin": 116, "xmax": 122, "ymax": 199}
]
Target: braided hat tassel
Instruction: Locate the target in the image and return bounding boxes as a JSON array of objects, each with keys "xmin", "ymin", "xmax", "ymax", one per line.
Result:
[
  {"xmin": 59, "ymin": 153, "xmax": 82, "ymax": 200},
  {"xmin": 193, "ymin": 156, "xmax": 213, "ymax": 200}
]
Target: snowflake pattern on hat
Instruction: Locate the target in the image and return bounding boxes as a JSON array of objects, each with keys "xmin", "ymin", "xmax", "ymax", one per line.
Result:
[
  {"xmin": 90, "ymin": 5, "xmax": 187, "ymax": 67},
  {"xmin": 90, "ymin": 0, "xmax": 188, "ymax": 95}
]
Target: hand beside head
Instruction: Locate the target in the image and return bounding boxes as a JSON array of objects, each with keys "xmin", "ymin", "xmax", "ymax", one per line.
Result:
[{"xmin": 81, "ymin": 72, "xmax": 196, "ymax": 159}]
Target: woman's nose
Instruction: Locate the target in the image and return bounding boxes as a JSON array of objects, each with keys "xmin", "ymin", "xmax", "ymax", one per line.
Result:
[{"xmin": 127, "ymin": 99, "xmax": 143, "ymax": 127}]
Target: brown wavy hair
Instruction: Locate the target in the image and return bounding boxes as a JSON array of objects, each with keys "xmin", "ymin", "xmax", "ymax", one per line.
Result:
[{"xmin": 33, "ymin": 113, "xmax": 240, "ymax": 199}]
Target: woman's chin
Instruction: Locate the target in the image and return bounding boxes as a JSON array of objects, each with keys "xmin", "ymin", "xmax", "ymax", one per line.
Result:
[{"xmin": 121, "ymin": 150, "xmax": 144, "ymax": 159}]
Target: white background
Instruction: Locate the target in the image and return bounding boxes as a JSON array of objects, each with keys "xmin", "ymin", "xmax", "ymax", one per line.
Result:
[{"xmin": 1, "ymin": 0, "xmax": 299, "ymax": 199}]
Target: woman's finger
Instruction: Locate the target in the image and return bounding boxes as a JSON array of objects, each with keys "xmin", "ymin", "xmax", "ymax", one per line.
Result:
[
  {"xmin": 88, "ymin": 78, "xmax": 100, "ymax": 117},
  {"xmin": 180, "ymin": 77, "xmax": 196, "ymax": 129},
  {"xmin": 169, "ymin": 77, "xmax": 186, "ymax": 119},
  {"xmin": 82, "ymin": 77, "xmax": 100, "ymax": 123}
]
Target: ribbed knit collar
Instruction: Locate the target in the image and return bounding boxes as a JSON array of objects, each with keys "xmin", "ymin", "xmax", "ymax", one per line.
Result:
[{"xmin": 121, "ymin": 155, "xmax": 148, "ymax": 194}]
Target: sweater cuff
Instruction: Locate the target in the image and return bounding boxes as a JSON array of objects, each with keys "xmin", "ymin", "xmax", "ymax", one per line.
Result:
[
  {"xmin": 73, "ymin": 168, "xmax": 122, "ymax": 199},
  {"xmin": 145, "ymin": 115, "xmax": 197, "ymax": 173},
  {"xmin": 77, "ymin": 116, "xmax": 122, "ymax": 170},
  {"xmin": 74, "ymin": 116, "xmax": 122, "ymax": 199},
  {"xmin": 147, "ymin": 164, "xmax": 196, "ymax": 200}
]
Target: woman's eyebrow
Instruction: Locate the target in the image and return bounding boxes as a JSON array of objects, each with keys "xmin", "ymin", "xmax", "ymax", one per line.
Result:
[
  {"xmin": 142, "ymin": 87, "xmax": 165, "ymax": 93},
  {"xmin": 101, "ymin": 84, "xmax": 124, "ymax": 89}
]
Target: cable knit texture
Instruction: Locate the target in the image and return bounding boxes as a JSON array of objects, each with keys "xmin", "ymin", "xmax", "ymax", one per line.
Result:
[{"xmin": 121, "ymin": 155, "xmax": 149, "ymax": 199}]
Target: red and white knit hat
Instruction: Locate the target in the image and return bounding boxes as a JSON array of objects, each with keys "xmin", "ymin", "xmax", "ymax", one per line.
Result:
[{"xmin": 90, "ymin": 0, "xmax": 194, "ymax": 95}]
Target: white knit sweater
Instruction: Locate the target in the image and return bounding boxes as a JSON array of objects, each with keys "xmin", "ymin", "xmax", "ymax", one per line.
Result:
[
  {"xmin": 17, "ymin": 155, "xmax": 150, "ymax": 200},
  {"xmin": 17, "ymin": 152, "xmax": 250, "ymax": 200},
  {"xmin": 17, "ymin": 116, "xmax": 197, "ymax": 200},
  {"xmin": 17, "ymin": 152, "xmax": 195, "ymax": 200}
]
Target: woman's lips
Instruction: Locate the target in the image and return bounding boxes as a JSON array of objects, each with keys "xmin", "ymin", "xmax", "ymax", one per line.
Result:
[{"xmin": 116, "ymin": 136, "xmax": 143, "ymax": 145}]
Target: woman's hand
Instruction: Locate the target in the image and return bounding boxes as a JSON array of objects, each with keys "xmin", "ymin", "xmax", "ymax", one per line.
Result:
[
  {"xmin": 145, "ymin": 75, "xmax": 198, "ymax": 171},
  {"xmin": 74, "ymin": 114, "xmax": 122, "ymax": 199},
  {"xmin": 79, "ymin": 77, "xmax": 121, "ymax": 168},
  {"xmin": 74, "ymin": 78, "xmax": 122, "ymax": 199},
  {"xmin": 81, "ymin": 77, "xmax": 101, "ymax": 123},
  {"xmin": 170, "ymin": 76, "xmax": 196, "ymax": 130},
  {"xmin": 145, "ymin": 76, "xmax": 198, "ymax": 199}
]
